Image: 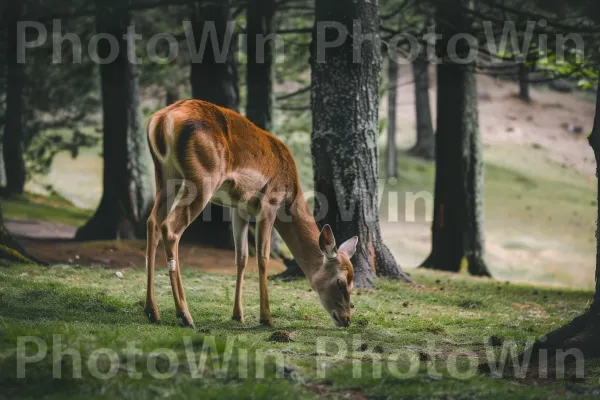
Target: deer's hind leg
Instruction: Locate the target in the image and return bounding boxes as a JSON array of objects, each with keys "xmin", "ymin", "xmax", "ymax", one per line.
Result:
[
  {"xmin": 145, "ymin": 175, "xmax": 168, "ymax": 324},
  {"xmin": 160, "ymin": 177, "xmax": 217, "ymax": 328}
]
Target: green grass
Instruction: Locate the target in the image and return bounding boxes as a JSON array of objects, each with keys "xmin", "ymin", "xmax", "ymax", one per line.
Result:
[
  {"xmin": 1, "ymin": 264, "xmax": 600, "ymax": 399},
  {"xmin": 2, "ymin": 193, "xmax": 92, "ymax": 227}
]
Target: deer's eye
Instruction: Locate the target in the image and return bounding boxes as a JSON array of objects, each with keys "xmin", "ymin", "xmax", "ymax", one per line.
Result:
[{"xmin": 337, "ymin": 279, "xmax": 349, "ymax": 298}]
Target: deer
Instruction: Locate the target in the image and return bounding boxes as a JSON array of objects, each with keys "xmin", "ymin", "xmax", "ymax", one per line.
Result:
[{"xmin": 144, "ymin": 99, "xmax": 357, "ymax": 328}]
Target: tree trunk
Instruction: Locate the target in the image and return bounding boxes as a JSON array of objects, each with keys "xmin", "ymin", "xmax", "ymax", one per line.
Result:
[
  {"xmin": 0, "ymin": 203, "xmax": 44, "ymax": 264},
  {"xmin": 187, "ymin": 0, "xmax": 239, "ymax": 249},
  {"xmin": 76, "ymin": 3, "xmax": 154, "ymax": 240},
  {"xmin": 166, "ymin": 86, "xmax": 179, "ymax": 106},
  {"xmin": 518, "ymin": 63, "xmax": 531, "ymax": 102},
  {"xmin": 420, "ymin": 0, "xmax": 491, "ymax": 277},
  {"xmin": 245, "ymin": 0, "xmax": 287, "ymax": 261},
  {"xmin": 386, "ymin": 59, "xmax": 398, "ymax": 180},
  {"xmin": 410, "ymin": 54, "xmax": 435, "ymax": 160},
  {"xmin": 310, "ymin": 0, "xmax": 411, "ymax": 288},
  {"xmin": 3, "ymin": 2, "xmax": 27, "ymax": 196},
  {"xmin": 246, "ymin": 0, "xmax": 275, "ymax": 132}
]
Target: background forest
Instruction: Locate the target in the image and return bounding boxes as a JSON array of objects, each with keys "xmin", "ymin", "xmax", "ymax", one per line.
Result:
[{"xmin": 2, "ymin": 0, "xmax": 600, "ymax": 398}]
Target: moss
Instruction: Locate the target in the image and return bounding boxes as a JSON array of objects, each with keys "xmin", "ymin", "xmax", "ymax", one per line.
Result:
[{"xmin": 0, "ymin": 244, "xmax": 34, "ymax": 264}]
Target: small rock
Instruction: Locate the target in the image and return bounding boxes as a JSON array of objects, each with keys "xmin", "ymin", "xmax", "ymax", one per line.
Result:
[
  {"xmin": 355, "ymin": 319, "xmax": 368, "ymax": 328},
  {"xmin": 276, "ymin": 365, "xmax": 299, "ymax": 380},
  {"xmin": 488, "ymin": 335, "xmax": 504, "ymax": 347},
  {"xmin": 269, "ymin": 331, "xmax": 296, "ymax": 343},
  {"xmin": 550, "ymin": 79, "xmax": 576, "ymax": 93},
  {"xmin": 568, "ymin": 124, "xmax": 584, "ymax": 134},
  {"xmin": 402, "ymin": 301, "xmax": 410, "ymax": 308},
  {"xmin": 478, "ymin": 91, "xmax": 491, "ymax": 101},
  {"xmin": 115, "ymin": 271, "xmax": 124, "ymax": 279}
]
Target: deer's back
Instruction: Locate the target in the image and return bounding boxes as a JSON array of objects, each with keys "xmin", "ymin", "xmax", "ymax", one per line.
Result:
[{"xmin": 147, "ymin": 100, "xmax": 300, "ymax": 207}]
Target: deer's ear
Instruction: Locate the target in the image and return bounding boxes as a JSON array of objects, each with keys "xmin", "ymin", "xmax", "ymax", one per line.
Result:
[
  {"xmin": 339, "ymin": 236, "xmax": 358, "ymax": 259},
  {"xmin": 319, "ymin": 224, "xmax": 337, "ymax": 258}
]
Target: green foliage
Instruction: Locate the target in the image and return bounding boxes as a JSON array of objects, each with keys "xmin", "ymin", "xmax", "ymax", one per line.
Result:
[{"xmin": 15, "ymin": 10, "xmax": 101, "ymax": 180}]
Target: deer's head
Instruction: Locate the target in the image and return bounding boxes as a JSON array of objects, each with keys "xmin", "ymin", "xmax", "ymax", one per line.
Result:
[{"xmin": 311, "ymin": 225, "xmax": 357, "ymax": 327}]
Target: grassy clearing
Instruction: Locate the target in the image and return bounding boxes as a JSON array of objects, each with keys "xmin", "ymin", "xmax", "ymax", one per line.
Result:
[
  {"xmin": 2, "ymin": 193, "xmax": 92, "ymax": 227},
  {"xmin": 1, "ymin": 264, "xmax": 599, "ymax": 399}
]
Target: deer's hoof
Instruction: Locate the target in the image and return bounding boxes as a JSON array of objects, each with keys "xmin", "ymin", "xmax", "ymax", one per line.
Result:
[
  {"xmin": 232, "ymin": 315, "xmax": 245, "ymax": 323},
  {"xmin": 260, "ymin": 318, "xmax": 273, "ymax": 327},
  {"xmin": 144, "ymin": 308, "xmax": 161, "ymax": 324},
  {"xmin": 177, "ymin": 312, "xmax": 195, "ymax": 329}
]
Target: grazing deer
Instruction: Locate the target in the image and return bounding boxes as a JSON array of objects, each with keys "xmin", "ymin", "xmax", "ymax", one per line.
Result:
[{"xmin": 144, "ymin": 99, "xmax": 357, "ymax": 328}]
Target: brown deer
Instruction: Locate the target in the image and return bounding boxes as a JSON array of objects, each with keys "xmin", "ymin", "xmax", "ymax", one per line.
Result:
[{"xmin": 144, "ymin": 99, "xmax": 357, "ymax": 328}]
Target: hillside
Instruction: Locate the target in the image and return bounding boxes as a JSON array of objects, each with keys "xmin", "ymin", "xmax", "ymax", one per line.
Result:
[{"xmin": 382, "ymin": 70, "xmax": 598, "ymax": 289}]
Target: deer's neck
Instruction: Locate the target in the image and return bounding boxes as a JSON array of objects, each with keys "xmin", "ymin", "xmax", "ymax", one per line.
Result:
[{"xmin": 274, "ymin": 193, "xmax": 323, "ymax": 282}]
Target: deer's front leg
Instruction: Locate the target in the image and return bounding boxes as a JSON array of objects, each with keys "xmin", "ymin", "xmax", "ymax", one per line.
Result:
[
  {"xmin": 256, "ymin": 207, "xmax": 276, "ymax": 327},
  {"xmin": 232, "ymin": 211, "xmax": 249, "ymax": 323}
]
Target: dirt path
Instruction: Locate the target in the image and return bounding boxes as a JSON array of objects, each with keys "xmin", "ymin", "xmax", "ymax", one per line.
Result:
[
  {"xmin": 7, "ymin": 218, "xmax": 285, "ymax": 274},
  {"xmin": 6, "ymin": 218, "xmax": 77, "ymax": 239}
]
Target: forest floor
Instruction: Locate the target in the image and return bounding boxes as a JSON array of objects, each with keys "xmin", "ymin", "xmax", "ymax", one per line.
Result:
[{"xmin": 2, "ymin": 262, "xmax": 600, "ymax": 399}]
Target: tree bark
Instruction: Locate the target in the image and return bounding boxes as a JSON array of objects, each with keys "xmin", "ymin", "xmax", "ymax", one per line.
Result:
[
  {"xmin": 0, "ymin": 203, "xmax": 44, "ymax": 265},
  {"xmin": 410, "ymin": 54, "xmax": 435, "ymax": 160},
  {"xmin": 76, "ymin": 2, "xmax": 155, "ymax": 240},
  {"xmin": 246, "ymin": 0, "xmax": 275, "ymax": 132},
  {"xmin": 310, "ymin": 0, "xmax": 412, "ymax": 288},
  {"xmin": 187, "ymin": 0, "xmax": 239, "ymax": 249},
  {"xmin": 166, "ymin": 86, "xmax": 179, "ymax": 106},
  {"xmin": 420, "ymin": 0, "xmax": 491, "ymax": 277},
  {"xmin": 3, "ymin": 2, "xmax": 27, "ymax": 196},
  {"xmin": 386, "ymin": 59, "xmax": 398, "ymax": 180},
  {"xmin": 518, "ymin": 63, "xmax": 531, "ymax": 102},
  {"xmin": 245, "ymin": 0, "xmax": 288, "ymax": 261}
]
